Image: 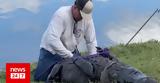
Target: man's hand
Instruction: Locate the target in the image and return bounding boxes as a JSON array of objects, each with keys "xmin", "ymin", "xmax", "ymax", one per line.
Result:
[
  {"xmin": 63, "ymin": 53, "xmax": 81, "ymax": 62},
  {"xmin": 96, "ymin": 47, "xmax": 119, "ymax": 61},
  {"xmin": 64, "ymin": 52, "xmax": 73, "ymax": 59},
  {"xmin": 96, "ymin": 47, "xmax": 110, "ymax": 58}
]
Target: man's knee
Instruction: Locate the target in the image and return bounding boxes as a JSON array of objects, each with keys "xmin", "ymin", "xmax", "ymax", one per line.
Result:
[{"xmin": 34, "ymin": 48, "xmax": 62, "ymax": 81}]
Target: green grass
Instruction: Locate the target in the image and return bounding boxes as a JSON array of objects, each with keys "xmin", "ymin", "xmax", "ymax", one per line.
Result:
[
  {"xmin": 0, "ymin": 71, "xmax": 5, "ymax": 83},
  {"xmin": 0, "ymin": 79, "xmax": 5, "ymax": 83},
  {"xmin": 110, "ymin": 40, "xmax": 160, "ymax": 82},
  {"xmin": 0, "ymin": 40, "xmax": 160, "ymax": 82}
]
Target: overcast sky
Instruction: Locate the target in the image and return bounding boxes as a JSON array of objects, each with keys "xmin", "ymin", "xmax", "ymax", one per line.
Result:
[{"xmin": 0, "ymin": 0, "xmax": 160, "ymax": 69}]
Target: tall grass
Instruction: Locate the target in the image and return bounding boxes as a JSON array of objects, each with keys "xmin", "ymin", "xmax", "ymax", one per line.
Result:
[{"xmin": 110, "ymin": 40, "xmax": 160, "ymax": 81}]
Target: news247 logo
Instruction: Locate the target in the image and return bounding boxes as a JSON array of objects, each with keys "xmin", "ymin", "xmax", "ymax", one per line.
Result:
[{"xmin": 6, "ymin": 63, "xmax": 30, "ymax": 83}]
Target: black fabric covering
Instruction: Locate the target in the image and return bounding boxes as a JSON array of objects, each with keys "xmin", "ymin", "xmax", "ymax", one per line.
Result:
[
  {"xmin": 101, "ymin": 62, "xmax": 157, "ymax": 83},
  {"xmin": 46, "ymin": 58, "xmax": 91, "ymax": 83}
]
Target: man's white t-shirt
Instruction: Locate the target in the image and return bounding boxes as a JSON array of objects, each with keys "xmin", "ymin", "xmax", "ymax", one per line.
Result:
[{"xmin": 40, "ymin": 6, "xmax": 97, "ymax": 58}]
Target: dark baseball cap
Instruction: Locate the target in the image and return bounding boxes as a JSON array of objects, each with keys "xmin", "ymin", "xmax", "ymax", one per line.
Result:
[{"xmin": 75, "ymin": 0, "xmax": 93, "ymax": 14}]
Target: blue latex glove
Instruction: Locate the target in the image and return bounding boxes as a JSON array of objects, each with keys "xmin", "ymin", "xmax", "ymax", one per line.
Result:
[{"xmin": 96, "ymin": 47, "xmax": 110, "ymax": 58}]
